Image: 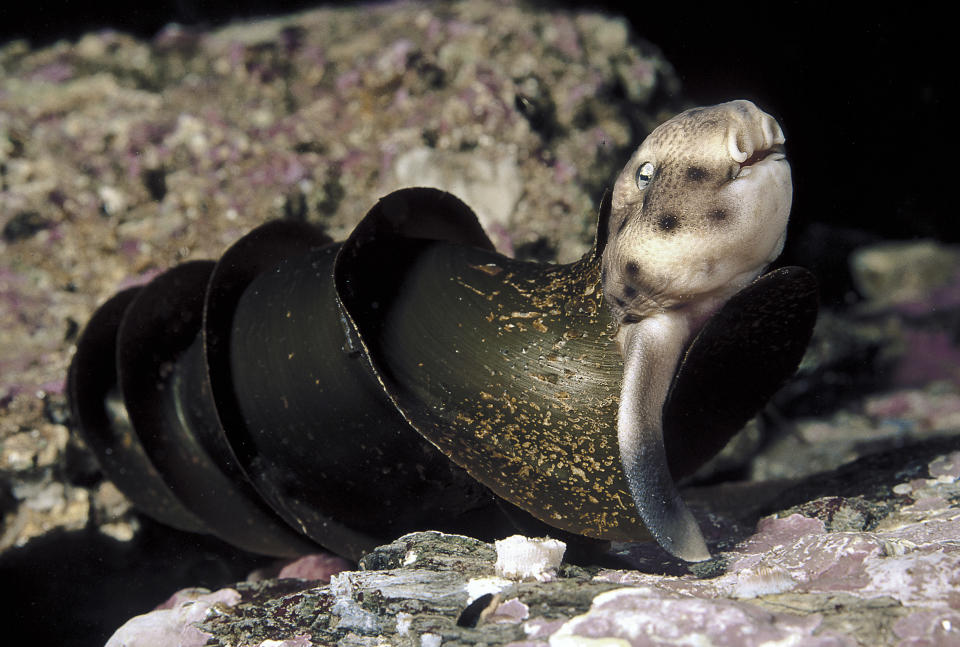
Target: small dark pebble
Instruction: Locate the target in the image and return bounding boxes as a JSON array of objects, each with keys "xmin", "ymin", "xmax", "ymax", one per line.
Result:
[
  {"xmin": 514, "ymin": 237, "xmax": 557, "ymax": 262},
  {"xmin": 279, "ymin": 25, "xmax": 305, "ymax": 53},
  {"xmin": 0, "ymin": 483, "xmax": 16, "ymax": 517},
  {"xmin": 315, "ymin": 174, "xmax": 344, "ymax": 217},
  {"xmin": 421, "ymin": 129, "xmax": 439, "ymax": 148},
  {"xmin": 293, "ymin": 141, "xmax": 327, "ymax": 155},
  {"xmin": 64, "ymin": 437, "xmax": 104, "ymax": 487},
  {"xmin": 2, "ymin": 211, "xmax": 51, "ymax": 242},
  {"xmin": 42, "ymin": 393, "xmax": 72, "ymax": 426},
  {"xmin": 688, "ymin": 555, "xmax": 729, "ymax": 579},
  {"xmin": 48, "ymin": 189, "xmax": 67, "ymax": 208},
  {"xmin": 64, "ymin": 317, "xmax": 80, "ymax": 342},
  {"xmin": 283, "ymin": 190, "xmax": 309, "ymax": 221},
  {"xmin": 513, "ymin": 75, "xmax": 559, "ymax": 141},
  {"xmin": 142, "ymin": 167, "xmax": 167, "ymax": 202},
  {"xmin": 412, "ymin": 55, "xmax": 446, "ymax": 89}
]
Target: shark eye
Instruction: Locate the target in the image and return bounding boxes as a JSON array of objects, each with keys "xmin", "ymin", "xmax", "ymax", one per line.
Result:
[{"xmin": 635, "ymin": 162, "xmax": 654, "ymax": 190}]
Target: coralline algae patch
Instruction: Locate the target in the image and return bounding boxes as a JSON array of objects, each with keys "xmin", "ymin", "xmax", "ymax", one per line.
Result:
[
  {"xmin": 105, "ymin": 588, "xmax": 242, "ymax": 647},
  {"xmin": 725, "ymin": 514, "xmax": 960, "ymax": 607},
  {"xmin": 864, "ymin": 389, "xmax": 960, "ymax": 436},
  {"xmin": 581, "ymin": 452, "xmax": 960, "ymax": 647},
  {"xmin": 727, "ymin": 452, "xmax": 960, "ymax": 607},
  {"xmin": 548, "ymin": 588, "xmax": 849, "ymax": 647}
]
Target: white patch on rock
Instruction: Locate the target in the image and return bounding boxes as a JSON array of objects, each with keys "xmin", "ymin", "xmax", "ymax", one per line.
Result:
[
  {"xmin": 99, "ymin": 520, "xmax": 137, "ymax": 542},
  {"xmin": 395, "ymin": 612, "xmax": 413, "ymax": 635},
  {"xmin": 420, "ymin": 632, "xmax": 442, "ymax": 647},
  {"xmin": 257, "ymin": 637, "xmax": 311, "ymax": 647},
  {"xmin": 328, "ymin": 571, "xmax": 354, "ymax": 596},
  {"xmin": 391, "ymin": 146, "xmax": 522, "ymax": 253},
  {"xmin": 466, "ymin": 576, "xmax": 513, "ymax": 602},
  {"xmin": 98, "ymin": 185, "xmax": 128, "ymax": 215},
  {"xmin": 893, "ymin": 483, "xmax": 915, "ymax": 495},
  {"xmin": 330, "ymin": 595, "xmax": 381, "ymax": 634},
  {"xmin": 494, "ymin": 535, "xmax": 566, "ymax": 581}
]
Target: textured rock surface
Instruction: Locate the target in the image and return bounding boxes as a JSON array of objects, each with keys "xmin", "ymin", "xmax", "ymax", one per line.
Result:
[{"xmin": 178, "ymin": 442, "xmax": 960, "ymax": 646}]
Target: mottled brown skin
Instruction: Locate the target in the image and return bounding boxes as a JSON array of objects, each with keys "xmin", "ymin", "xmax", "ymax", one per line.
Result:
[
  {"xmin": 600, "ymin": 100, "xmax": 792, "ymax": 561},
  {"xmin": 604, "ymin": 100, "xmax": 790, "ymax": 323}
]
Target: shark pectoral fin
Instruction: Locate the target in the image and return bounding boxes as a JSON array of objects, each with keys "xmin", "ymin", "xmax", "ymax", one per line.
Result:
[{"xmin": 617, "ymin": 315, "xmax": 710, "ymax": 562}]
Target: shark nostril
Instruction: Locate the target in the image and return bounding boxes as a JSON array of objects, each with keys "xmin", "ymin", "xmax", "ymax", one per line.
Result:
[{"xmin": 727, "ymin": 128, "xmax": 750, "ymax": 163}]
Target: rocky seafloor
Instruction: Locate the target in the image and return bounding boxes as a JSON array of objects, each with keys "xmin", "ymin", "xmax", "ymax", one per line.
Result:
[{"xmin": 1, "ymin": 1, "xmax": 958, "ymax": 645}]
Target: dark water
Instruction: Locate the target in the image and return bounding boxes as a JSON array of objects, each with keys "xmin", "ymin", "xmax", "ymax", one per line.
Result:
[{"xmin": 0, "ymin": 519, "xmax": 269, "ymax": 646}]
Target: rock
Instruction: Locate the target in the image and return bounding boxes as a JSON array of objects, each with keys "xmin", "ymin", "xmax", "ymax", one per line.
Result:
[
  {"xmin": 198, "ymin": 531, "xmax": 622, "ymax": 646},
  {"xmin": 848, "ymin": 240, "xmax": 960, "ymax": 387},
  {"xmin": 187, "ymin": 441, "xmax": 960, "ymax": 647},
  {"xmin": 390, "ymin": 147, "xmax": 523, "ymax": 255},
  {"xmin": 138, "ymin": 436, "xmax": 960, "ymax": 646},
  {"xmin": 105, "ymin": 587, "xmax": 242, "ymax": 647},
  {"xmin": 850, "ymin": 240, "xmax": 960, "ymax": 307},
  {"xmin": 747, "ymin": 382, "xmax": 960, "ymax": 483},
  {"xmin": 0, "ymin": 392, "xmax": 94, "ymax": 551},
  {"xmin": 770, "ymin": 239, "xmax": 960, "ymax": 416},
  {"xmin": 549, "ymin": 588, "xmax": 851, "ymax": 647},
  {"xmin": 111, "ymin": 442, "xmax": 950, "ymax": 645},
  {"xmin": 276, "ymin": 553, "xmax": 352, "ymax": 582}
]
